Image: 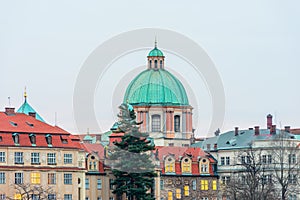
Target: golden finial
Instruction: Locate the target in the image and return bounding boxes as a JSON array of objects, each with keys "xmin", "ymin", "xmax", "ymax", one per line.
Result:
[{"xmin": 24, "ymin": 86, "xmax": 27, "ymax": 101}]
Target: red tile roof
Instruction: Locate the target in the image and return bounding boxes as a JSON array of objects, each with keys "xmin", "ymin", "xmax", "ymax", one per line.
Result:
[
  {"xmin": 0, "ymin": 112, "xmax": 68, "ymax": 134},
  {"xmin": 82, "ymin": 143, "xmax": 105, "ymax": 159},
  {"xmin": 0, "ymin": 112, "xmax": 83, "ymax": 149}
]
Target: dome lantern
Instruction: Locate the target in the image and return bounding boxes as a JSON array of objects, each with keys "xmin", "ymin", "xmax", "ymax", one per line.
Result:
[{"xmin": 147, "ymin": 40, "xmax": 165, "ymax": 70}]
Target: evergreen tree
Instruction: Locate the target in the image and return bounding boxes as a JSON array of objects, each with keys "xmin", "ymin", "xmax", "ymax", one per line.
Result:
[{"xmin": 109, "ymin": 103, "xmax": 156, "ymax": 200}]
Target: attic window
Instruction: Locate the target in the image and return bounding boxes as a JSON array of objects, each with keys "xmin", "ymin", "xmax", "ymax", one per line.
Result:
[
  {"xmin": 60, "ymin": 136, "xmax": 68, "ymax": 144},
  {"xmin": 29, "ymin": 134, "xmax": 36, "ymax": 145},
  {"xmin": 26, "ymin": 122, "xmax": 34, "ymax": 127},
  {"xmin": 227, "ymin": 138, "xmax": 237, "ymax": 146},
  {"xmin": 12, "ymin": 133, "xmax": 19, "ymax": 144},
  {"xmin": 46, "ymin": 134, "xmax": 52, "ymax": 145},
  {"xmin": 9, "ymin": 121, "xmax": 18, "ymax": 127},
  {"xmin": 0, "ymin": 136, "xmax": 2, "ymax": 142}
]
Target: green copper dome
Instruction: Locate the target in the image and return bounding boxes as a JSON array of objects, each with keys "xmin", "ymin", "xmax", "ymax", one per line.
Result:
[
  {"xmin": 124, "ymin": 69, "xmax": 189, "ymax": 106},
  {"xmin": 148, "ymin": 47, "xmax": 164, "ymax": 57}
]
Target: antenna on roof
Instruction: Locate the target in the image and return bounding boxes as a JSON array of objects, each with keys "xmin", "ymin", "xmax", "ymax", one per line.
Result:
[
  {"xmin": 8, "ymin": 96, "xmax": 11, "ymax": 107},
  {"xmin": 154, "ymin": 36, "xmax": 157, "ymax": 48},
  {"xmin": 54, "ymin": 112, "xmax": 57, "ymax": 126}
]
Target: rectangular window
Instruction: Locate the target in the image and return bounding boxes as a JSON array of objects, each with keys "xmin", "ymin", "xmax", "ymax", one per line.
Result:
[
  {"xmin": 221, "ymin": 176, "xmax": 230, "ymax": 185},
  {"xmin": 160, "ymin": 180, "xmax": 164, "ymax": 190},
  {"xmin": 14, "ymin": 194, "xmax": 21, "ymax": 200},
  {"xmin": 0, "ymin": 152, "xmax": 5, "ymax": 162},
  {"xmin": 262, "ymin": 155, "xmax": 267, "ymax": 164},
  {"xmin": 31, "ymin": 152, "xmax": 40, "ymax": 164},
  {"xmin": 48, "ymin": 194, "xmax": 56, "ymax": 200},
  {"xmin": 226, "ymin": 157, "xmax": 230, "ymax": 165},
  {"xmin": 0, "ymin": 172, "xmax": 5, "ymax": 184},
  {"xmin": 289, "ymin": 154, "xmax": 296, "ymax": 164},
  {"xmin": 184, "ymin": 185, "xmax": 189, "ymax": 196},
  {"xmin": 109, "ymin": 179, "xmax": 114, "ymax": 190},
  {"xmin": 212, "ymin": 180, "xmax": 217, "ymax": 190},
  {"xmin": 176, "ymin": 189, "xmax": 181, "ymax": 199},
  {"xmin": 151, "ymin": 115, "xmax": 161, "ymax": 132},
  {"xmin": 97, "ymin": 179, "xmax": 102, "ymax": 189},
  {"xmin": 64, "ymin": 194, "xmax": 72, "ymax": 200},
  {"xmin": 48, "ymin": 173, "xmax": 56, "ymax": 184},
  {"xmin": 14, "ymin": 152, "xmax": 23, "ymax": 164},
  {"xmin": 31, "ymin": 194, "xmax": 39, "ymax": 200},
  {"xmin": 192, "ymin": 180, "xmax": 196, "ymax": 190},
  {"xmin": 267, "ymin": 155, "xmax": 272, "ymax": 164},
  {"xmin": 241, "ymin": 155, "xmax": 250, "ymax": 164},
  {"xmin": 220, "ymin": 157, "xmax": 225, "ymax": 165},
  {"xmin": 288, "ymin": 174, "xmax": 297, "ymax": 185},
  {"xmin": 85, "ymin": 178, "xmax": 89, "ymax": 189},
  {"xmin": 64, "ymin": 174, "xmax": 72, "ymax": 184},
  {"xmin": 47, "ymin": 153, "xmax": 56, "ymax": 165},
  {"xmin": 64, "ymin": 154, "xmax": 73, "ymax": 164},
  {"xmin": 200, "ymin": 180, "xmax": 208, "ymax": 190},
  {"xmin": 201, "ymin": 164, "xmax": 208, "ymax": 173},
  {"xmin": 31, "ymin": 172, "xmax": 40, "ymax": 184},
  {"xmin": 0, "ymin": 194, "xmax": 5, "ymax": 200},
  {"xmin": 15, "ymin": 172, "xmax": 23, "ymax": 184},
  {"xmin": 167, "ymin": 191, "xmax": 173, "ymax": 200}
]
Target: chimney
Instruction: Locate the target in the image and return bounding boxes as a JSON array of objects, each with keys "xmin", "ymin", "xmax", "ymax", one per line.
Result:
[
  {"xmin": 28, "ymin": 112, "xmax": 36, "ymax": 118},
  {"xmin": 254, "ymin": 126, "xmax": 260, "ymax": 135},
  {"xmin": 267, "ymin": 114, "xmax": 273, "ymax": 129},
  {"xmin": 270, "ymin": 125, "xmax": 277, "ymax": 135},
  {"xmin": 5, "ymin": 107, "xmax": 15, "ymax": 115},
  {"xmin": 214, "ymin": 143, "xmax": 218, "ymax": 150},
  {"xmin": 284, "ymin": 126, "xmax": 291, "ymax": 133},
  {"xmin": 234, "ymin": 127, "xmax": 239, "ymax": 136}
]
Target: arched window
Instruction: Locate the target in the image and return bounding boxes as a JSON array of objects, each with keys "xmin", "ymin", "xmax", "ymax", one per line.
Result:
[
  {"xmin": 160, "ymin": 60, "xmax": 163, "ymax": 68},
  {"xmin": 154, "ymin": 60, "xmax": 158, "ymax": 68},
  {"xmin": 29, "ymin": 134, "xmax": 36, "ymax": 145},
  {"xmin": 149, "ymin": 60, "xmax": 152, "ymax": 68},
  {"xmin": 12, "ymin": 133, "xmax": 19, "ymax": 144},
  {"xmin": 174, "ymin": 115, "xmax": 180, "ymax": 132},
  {"xmin": 181, "ymin": 157, "xmax": 191, "ymax": 173},
  {"xmin": 45, "ymin": 134, "xmax": 52, "ymax": 145},
  {"xmin": 152, "ymin": 115, "xmax": 161, "ymax": 132},
  {"xmin": 200, "ymin": 158, "xmax": 209, "ymax": 173},
  {"xmin": 165, "ymin": 156, "xmax": 175, "ymax": 173}
]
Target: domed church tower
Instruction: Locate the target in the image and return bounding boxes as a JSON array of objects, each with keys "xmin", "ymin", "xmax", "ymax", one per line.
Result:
[{"xmin": 123, "ymin": 42, "xmax": 193, "ymax": 147}]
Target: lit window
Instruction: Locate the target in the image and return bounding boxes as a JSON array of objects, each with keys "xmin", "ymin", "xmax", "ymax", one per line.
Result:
[
  {"xmin": 184, "ymin": 185, "xmax": 189, "ymax": 196},
  {"xmin": 174, "ymin": 115, "xmax": 180, "ymax": 132},
  {"xmin": 0, "ymin": 172, "xmax": 5, "ymax": 184},
  {"xmin": 64, "ymin": 194, "xmax": 72, "ymax": 200},
  {"xmin": 200, "ymin": 180, "xmax": 208, "ymax": 190},
  {"xmin": 31, "ymin": 172, "xmax": 40, "ymax": 184},
  {"xmin": 47, "ymin": 153, "xmax": 56, "ymax": 165},
  {"xmin": 176, "ymin": 189, "xmax": 181, "ymax": 199},
  {"xmin": 64, "ymin": 174, "xmax": 72, "ymax": 184},
  {"xmin": 31, "ymin": 152, "xmax": 40, "ymax": 164},
  {"xmin": 64, "ymin": 154, "xmax": 72, "ymax": 164},
  {"xmin": 14, "ymin": 152, "xmax": 23, "ymax": 164},
  {"xmin": 97, "ymin": 179, "xmax": 102, "ymax": 189},
  {"xmin": 0, "ymin": 152, "xmax": 6, "ymax": 162},
  {"xmin": 48, "ymin": 173, "xmax": 56, "ymax": 184},
  {"xmin": 212, "ymin": 180, "xmax": 217, "ymax": 190},
  {"xmin": 167, "ymin": 191, "xmax": 173, "ymax": 200},
  {"xmin": 165, "ymin": 157, "xmax": 175, "ymax": 173},
  {"xmin": 15, "ymin": 173, "xmax": 23, "ymax": 184},
  {"xmin": 152, "ymin": 115, "xmax": 161, "ymax": 132},
  {"xmin": 182, "ymin": 158, "xmax": 191, "ymax": 173},
  {"xmin": 85, "ymin": 178, "xmax": 89, "ymax": 189},
  {"xmin": 14, "ymin": 194, "xmax": 21, "ymax": 200}
]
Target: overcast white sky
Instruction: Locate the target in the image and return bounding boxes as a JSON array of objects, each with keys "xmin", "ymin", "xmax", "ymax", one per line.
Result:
[{"xmin": 1, "ymin": 1, "xmax": 299, "ymax": 137}]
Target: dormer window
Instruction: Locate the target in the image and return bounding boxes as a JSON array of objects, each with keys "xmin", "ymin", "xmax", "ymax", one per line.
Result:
[
  {"xmin": 200, "ymin": 158, "xmax": 209, "ymax": 173},
  {"xmin": 9, "ymin": 121, "xmax": 18, "ymax": 127},
  {"xmin": 181, "ymin": 157, "xmax": 191, "ymax": 173},
  {"xmin": 88, "ymin": 155, "xmax": 98, "ymax": 171},
  {"xmin": 29, "ymin": 134, "xmax": 36, "ymax": 145},
  {"xmin": 46, "ymin": 134, "xmax": 52, "ymax": 145},
  {"xmin": 26, "ymin": 121, "xmax": 34, "ymax": 127},
  {"xmin": 60, "ymin": 135, "xmax": 68, "ymax": 144},
  {"xmin": 165, "ymin": 156, "xmax": 175, "ymax": 173},
  {"xmin": 12, "ymin": 133, "xmax": 19, "ymax": 144}
]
